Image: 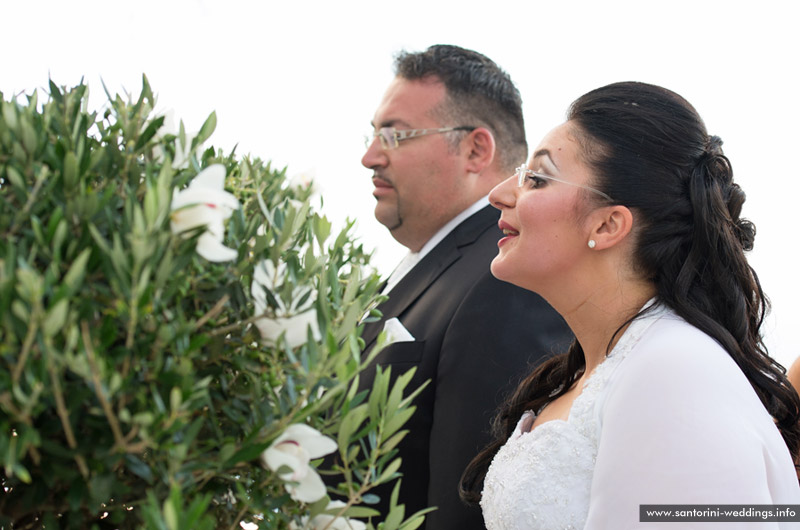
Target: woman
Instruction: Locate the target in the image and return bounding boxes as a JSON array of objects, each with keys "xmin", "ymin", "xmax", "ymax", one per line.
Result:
[{"xmin": 461, "ymin": 82, "xmax": 800, "ymax": 529}]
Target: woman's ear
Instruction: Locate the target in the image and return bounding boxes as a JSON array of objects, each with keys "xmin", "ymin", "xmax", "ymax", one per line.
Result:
[
  {"xmin": 588, "ymin": 205, "xmax": 634, "ymax": 250},
  {"xmin": 463, "ymin": 127, "xmax": 496, "ymax": 174}
]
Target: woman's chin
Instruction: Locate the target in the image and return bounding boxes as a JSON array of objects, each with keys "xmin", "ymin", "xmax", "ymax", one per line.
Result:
[{"xmin": 490, "ymin": 257, "xmax": 519, "ymax": 286}]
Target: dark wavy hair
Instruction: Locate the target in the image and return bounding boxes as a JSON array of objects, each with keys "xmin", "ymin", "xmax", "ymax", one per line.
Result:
[
  {"xmin": 394, "ymin": 44, "xmax": 527, "ymax": 173},
  {"xmin": 460, "ymin": 81, "xmax": 800, "ymax": 503}
]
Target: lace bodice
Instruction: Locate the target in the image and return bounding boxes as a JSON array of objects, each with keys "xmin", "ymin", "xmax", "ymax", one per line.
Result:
[
  {"xmin": 480, "ymin": 414, "xmax": 594, "ymax": 530},
  {"xmin": 480, "ymin": 304, "xmax": 800, "ymax": 529},
  {"xmin": 480, "ymin": 310, "xmax": 648, "ymax": 530}
]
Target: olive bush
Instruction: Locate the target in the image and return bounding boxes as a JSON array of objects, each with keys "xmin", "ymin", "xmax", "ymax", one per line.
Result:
[{"xmin": 0, "ymin": 77, "xmax": 426, "ymax": 530}]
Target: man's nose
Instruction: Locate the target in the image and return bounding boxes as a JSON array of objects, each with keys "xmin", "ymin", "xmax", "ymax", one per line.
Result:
[{"xmin": 361, "ymin": 136, "xmax": 387, "ymax": 169}]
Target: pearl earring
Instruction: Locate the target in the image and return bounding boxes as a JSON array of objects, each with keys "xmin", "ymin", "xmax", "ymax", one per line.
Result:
[{"xmin": 588, "ymin": 239, "xmax": 596, "ymax": 249}]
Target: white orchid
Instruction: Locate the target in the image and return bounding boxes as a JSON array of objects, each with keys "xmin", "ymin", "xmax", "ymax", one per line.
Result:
[
  {"xmin": 251, "ymin": 259, "xmax": 320, "ymax": 348},
  {"xmin": 262, "ymin": 424, "xmax": 337, "ymax": 503},
  {"xmin": 151, "ymin": 109, "xmax": 199, "ymax": 169},
  {"xmin": 287, "ymin": 168, "xmax": 318, "ymax": 194},
  {"xmin": 170, "ymin": 164, "xmax": 240, "ymax": 262},
  {"xmin": 289, "ymin": 500, "xmax": 367, "ymax": 530}
]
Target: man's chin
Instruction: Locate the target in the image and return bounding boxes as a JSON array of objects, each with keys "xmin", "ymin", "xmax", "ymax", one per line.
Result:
[{"xmin": 374, "ymin": 208, "xmax": 402, "ymax": 232}]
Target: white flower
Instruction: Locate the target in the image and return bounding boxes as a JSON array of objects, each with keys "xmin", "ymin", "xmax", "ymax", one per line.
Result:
[
  {"xmin": 251, "ymin": 259, "xmax": 320, "ymax": 348},
  {"xmin": 262, "ymin": 424, "xmax": 337, "ymax": 503},
  {"xmin": 287, "ymin": 168, "xmax": 318, "ymax": 194},
  {"xmin": 289, "ymin": 500, "xmax": 367, "ymax": 530},
  {"xmin": 253, "ymin": 311, "xmax": 320, "ymax": 349},
  {"xmin": 151, "ymin": 109, "xmax": 199, "ymax": 169},
  {"xmin": 170, "ymin": 164, "xmax": 240, "ymax": 262}
]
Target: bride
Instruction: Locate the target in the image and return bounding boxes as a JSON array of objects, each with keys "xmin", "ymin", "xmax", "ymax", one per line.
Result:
[{"xmin": 460, "ymin": 82, "xmax": 800, "ymax": 529}]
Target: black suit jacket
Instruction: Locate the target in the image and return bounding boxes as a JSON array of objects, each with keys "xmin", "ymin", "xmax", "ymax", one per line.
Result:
[{"xmin": 359, "ymin": 205, "xmax": 572, "ymax": 530}]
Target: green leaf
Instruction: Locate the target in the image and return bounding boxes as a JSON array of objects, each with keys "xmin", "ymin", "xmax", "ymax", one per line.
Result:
[
  {"xmin": 125, "ymin": 454, "xmax": 154, "ymax": 484},
  {"xmin": 389, "ymin": 479, "xmax": 401, "ymax": 509},
  {"xmin": 11, "ymin": 300, "xmax": 29, "ymax": 321},
  {"xmin": 43, "ymin": 298, "xmax": 69, "ymax": 337},
  {"xmin": 346, "ymin": 444, "xmax": 360, "ymax": 463},
  {"xmin": 61, "ymin": 248, "xmax": 91, "ymax": 297},
  {"xmin": 51, "ymin": 219, "xmax": 68, "ymax": 256},
  {"xmin": 63, "ymin": 151, "xmax": 79, "ymax": 189},
  {"xmin": 337, "ymin": 404, "xmax": 368, "ymax": 457},
  {"xmin": 336, "ymin": 300, "xmax": 365, "ymax": 343},
  {"xmin": 6, "ymin": 166, "xmax": 25, "ymax": 190},
  {"xmin": 313, "ymin": 214, "xmax": 332, "ymax": 246},
  {"xmin": 368, "ymin": 366, "xmax": 389, "ymax": 422},
  {"xmin": 27, "ymin": 89, "xmax": 38, "ymax": 109},
  {"xmin": 135, "ymin": 115, "xmax": 165, "ymax": 151},
  {"xmin": 341, "ymin": 264, "xmax": 361, "ymax": 307},
  {"xmin": 399, "ymin": 515, "xmax": 428, "ymax": 530},
  {"xmin": 382, "ymin": 502, "xmax": 405, "ymax": 530},
  {"xmin": 362, "ymin": 493, "xmax": 380, "ymax": 505},
  {"xmin": 375, "ymin": 457, "xmax": 402, "ymax": 486},
  {"xmin": 12, "ymin": 462, "xmax": 32, "ymax": 484},
  {"xmin": 182, "ymin": 493, "xmax": 214, "ymax": 529},
  {"xmin": 67, "ymin": 478, "xmax": 88, "ymax": 511},
  {"xmin": 2, "ymin": 101, "xmax": 18, "ymax": 130},
  {"xmin": 89, "ymin": 474, "xmax": 114, "ymax": 511},
  {"xmin": 383, "ymin": 408, "xmax": 415, "ymax": 442},
  {"xmin": 164, "ymin": 495, "xmax": 179, "ymax": 530},
  {"xmin": 48, "ymin": 79, "xmax": 63, "ymax": 103},
  {"xmin": 144, "ymin": 179, "xmax": 161, "ymax": 228},
  {"xmin": 379, "ymin": 431, "xmax": 408, "ymax": 456},
  {"xmin": 31, "ymin": 215, "xmax": 46, "ymax": 247},
  {"xmin": 194, "ymin": 111, "xmax": 216, "ymax": 147},
  {"xmin": 132, "ymin": 411, "xmax": 154, "ymax": 428},
  {"xmin": 20, "ymin": 117, "xmax": 37, "ymax": 154},
  {"xmin": 88, "ymin": 223, "xmax": 112, "ymax": 256},
  {"xmin": 170, "ymin": 387, "xmax": 182, "ymax": 412},
  {"xmin": 223, "ymin": 442, "xmax": 270, "ymax": 467},
  {"xmin": 343, "ymin": 506, "xmax": 381, "ymax": 518},
  {"xmin": 15, "ymin": 267, "xmax": 43, "ymax": 302}
]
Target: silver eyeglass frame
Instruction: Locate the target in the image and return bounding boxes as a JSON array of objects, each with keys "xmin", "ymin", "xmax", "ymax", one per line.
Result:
[
  {"xmin": 367, "ymin": 126, "xmax": 476, "ymax": 150},
  {"xmin": 515, "ymin": 165, "xmax": 613, "ymax": 202}
]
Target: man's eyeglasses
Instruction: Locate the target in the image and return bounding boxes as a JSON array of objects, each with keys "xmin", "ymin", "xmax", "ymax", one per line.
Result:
[
  {"xmin": 366, "ymin": 126, "xmax": 476, "ymax": 150},
  {"xmin": 514, "ymin": 165, "xmax": 613, "ymax": 202}
]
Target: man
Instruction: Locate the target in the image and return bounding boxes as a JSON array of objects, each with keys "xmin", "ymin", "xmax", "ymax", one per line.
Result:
[{"xmin": 359, "ymin": 45, "xmax": 571, "ymax": 529}]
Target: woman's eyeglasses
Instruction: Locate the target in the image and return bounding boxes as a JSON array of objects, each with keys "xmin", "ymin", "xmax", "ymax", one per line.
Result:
[{"xmin": 514, "ymin": 165, "xmax": 613, "ymax": 201}]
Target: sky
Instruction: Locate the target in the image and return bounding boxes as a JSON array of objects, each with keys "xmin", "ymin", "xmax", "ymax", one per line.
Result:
[{"xmin": 4, "ymin": 0, "xmax": 798, "ymax": 366}]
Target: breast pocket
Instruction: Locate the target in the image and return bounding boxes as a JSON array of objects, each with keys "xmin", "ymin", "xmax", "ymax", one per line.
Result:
[{"xmin": 376, "ymin": 340, "xmax": 426, "ymax": 366}]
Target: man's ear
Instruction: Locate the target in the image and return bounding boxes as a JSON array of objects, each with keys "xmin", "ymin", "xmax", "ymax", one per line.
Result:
[
  {"xmin": 589, "ymin": 205, "xmax": 634, "ymax": 250},
  {"xmin": 463, "ymin": 127, "xmax": 496, "ymax": 174}
]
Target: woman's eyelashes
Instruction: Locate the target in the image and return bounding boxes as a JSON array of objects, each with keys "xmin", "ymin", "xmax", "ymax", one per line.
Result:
[{"xmin": 525, "ymin": 172, "xmax": 549, "ymax": 189}]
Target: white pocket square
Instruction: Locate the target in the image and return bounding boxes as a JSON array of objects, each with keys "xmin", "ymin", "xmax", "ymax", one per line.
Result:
[{"xmin": 382, "ymin": 317, "xmax": 415, "ymax": 345}]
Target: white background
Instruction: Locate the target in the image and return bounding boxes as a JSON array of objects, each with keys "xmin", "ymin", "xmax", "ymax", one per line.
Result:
[{"xmin": 4, "ymin": 0, "xmax": 798, "ymax": 367}]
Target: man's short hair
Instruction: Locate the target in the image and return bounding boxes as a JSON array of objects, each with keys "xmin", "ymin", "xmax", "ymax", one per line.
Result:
[{"xmin": 394, "ymin": 44, "xmax": 527, "ymax": 173}]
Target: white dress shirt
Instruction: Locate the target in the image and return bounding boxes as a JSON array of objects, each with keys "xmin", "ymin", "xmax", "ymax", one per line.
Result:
[{"xmin": 383, "ymin": 196, "xmax": 490, "ymax": 295}]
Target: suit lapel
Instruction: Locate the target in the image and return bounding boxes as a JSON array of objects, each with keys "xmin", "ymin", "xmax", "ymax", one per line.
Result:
[{"xmin": 361, "ymin": 206, "xmax": 499, "ymax": 349}]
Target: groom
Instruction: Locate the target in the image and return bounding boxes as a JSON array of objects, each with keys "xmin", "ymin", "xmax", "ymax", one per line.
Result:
[{"xmin": 359, "ymin": 45, "xmax": 571, "ymax": 529}]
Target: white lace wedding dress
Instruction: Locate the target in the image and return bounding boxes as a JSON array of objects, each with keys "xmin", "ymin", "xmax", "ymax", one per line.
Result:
[{"xmin": 481, "ymin": 304, "xmax": 800, "ymax": 529}]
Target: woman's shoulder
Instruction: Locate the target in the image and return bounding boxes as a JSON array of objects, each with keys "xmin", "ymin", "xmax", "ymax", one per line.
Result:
[
  {"xmin": 603, "ymin": 308, "xmax": 766, "ymax": 418},
  {"xmin": 624, "ymin": 309, "xmax": 735, "ymax": 376}
]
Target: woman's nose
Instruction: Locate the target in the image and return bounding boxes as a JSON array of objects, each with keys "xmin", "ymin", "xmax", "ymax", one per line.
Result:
[{"xmin": 489, "ymin": 175, "xmax": 518, "ymax": 211}]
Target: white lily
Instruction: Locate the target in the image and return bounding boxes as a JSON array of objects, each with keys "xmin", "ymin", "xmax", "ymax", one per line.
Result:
[
  {"xmin": 262, "ymin": 424, "xmax": 337, "ymax": 503},
  {"xmin": 170, "ymin": 164, "xmax": 240, "ymax": 262},
  {"xmin": 251, "ymin": 259, "xmax": 320, "ymax": 348},
  {"xmin": 289, "ymin": 500, "xmax": 367, "ymax": 530}
]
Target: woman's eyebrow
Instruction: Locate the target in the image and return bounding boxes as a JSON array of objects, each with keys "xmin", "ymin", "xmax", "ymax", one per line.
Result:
[{"xmin": 532, "ymin": 149, "xmax": 558, "ymax": 171}]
